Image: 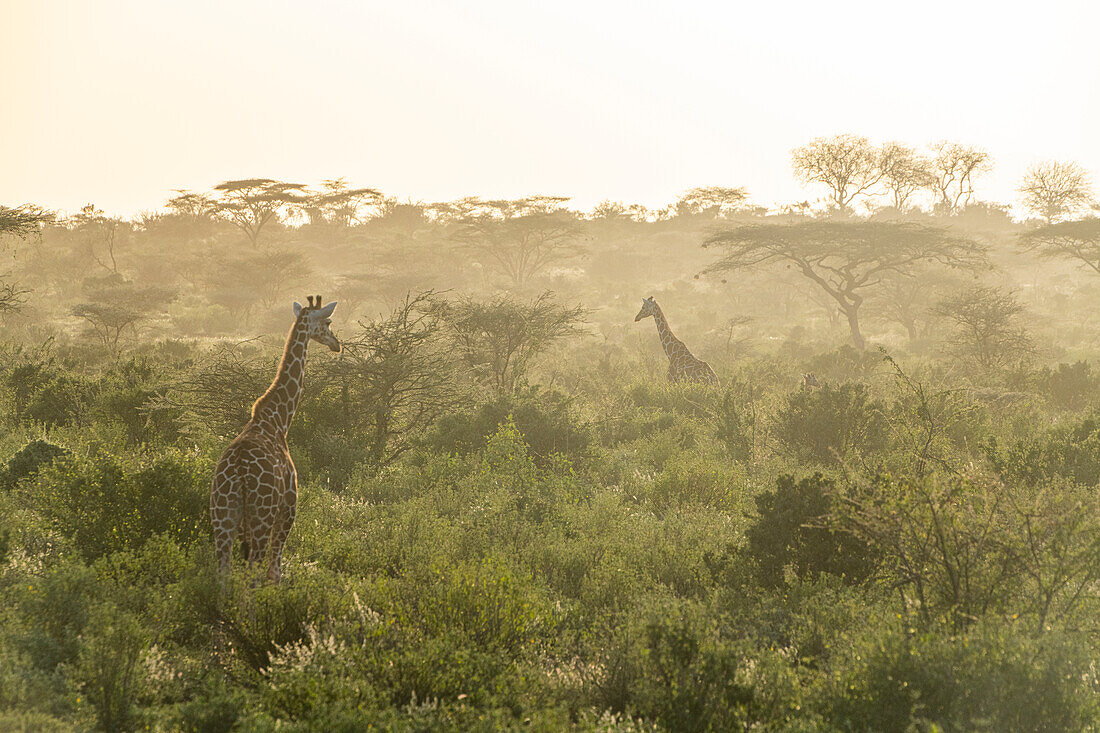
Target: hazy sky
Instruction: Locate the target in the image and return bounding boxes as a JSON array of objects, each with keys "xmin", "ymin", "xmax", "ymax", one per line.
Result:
[{"xmin": 4, "ymin": 0, "xmax": 1099, "ymax": 217}]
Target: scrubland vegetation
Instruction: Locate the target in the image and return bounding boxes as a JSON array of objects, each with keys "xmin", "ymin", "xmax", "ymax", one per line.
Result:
[{"xmin": 3, "ymin": 139, "xmax": 1100, "ymax": 730}]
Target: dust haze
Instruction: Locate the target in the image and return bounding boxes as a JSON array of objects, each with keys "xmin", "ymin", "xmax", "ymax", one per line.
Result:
[{"xmin": 3, "ymin": 3, "xmax": 1100, "ymax": 730}]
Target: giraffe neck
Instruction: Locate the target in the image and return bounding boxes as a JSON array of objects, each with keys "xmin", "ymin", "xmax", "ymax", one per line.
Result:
[
  {"xmin": 651, "ymin": 304, "xmax": 686, "ymax": 360},
  {"xmin": 251, "ymin": 318, "xmax": 310, "ymax": 434}
]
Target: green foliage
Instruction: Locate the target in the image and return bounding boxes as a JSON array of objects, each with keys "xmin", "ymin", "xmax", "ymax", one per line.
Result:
[
  {"xmin": 1, "ymin": 439, "xmax": 69, "ymax": 490},
  {"xmin": 746, "ymin": 473, "xmax": 874, "ymax": 587},
  {"xmin": 424, "ymin": 387, "xmax": 591, "ymax": 464},
  {"xmin": 824, "ymin": 624, "xmax": 1097, "ymax": 731},
  {"xmin": 774, "ymin": 381, "xmax": 888, "ymax": 463},
  {"xmin": 4, "ymin": 359, "xmax": 90, "ymax": 427},
  {"xmin": 24, "ymin": 448, "xmax": 210, "ymax": 560},
  {"xmin": 431, "ymin": 291, "xmax": 586, "ymax": 392},
  {"xmin": 294, "ymin": 291, "xmax": 466, "ymax": 484},
  {"xmin": 1035, "ymin": 360, "xmax": 1098, "ymax": 410},
  {"xmin": 5, "ymin": 315, "xmax": 1100, "ymax": 729},
  {"xmin": 988, "ymin": 408, "xmax": 1100, "ymax": 486},
  {"xmin": 599, "ymin": 598, "xmax": 799, "ymax": 731},
  {"xmin": 73, "ymin": 604, "xmax": 149, "ymax": 732}
]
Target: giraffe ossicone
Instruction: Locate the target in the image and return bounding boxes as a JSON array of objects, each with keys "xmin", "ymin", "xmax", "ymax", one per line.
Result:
[
  {"xmin": 635, "ymin": 296, "xmax": 719, "ymax": 386},
  {"xmin": 210, "ymin": 296, "xmax": 341, "ymax": 584}
]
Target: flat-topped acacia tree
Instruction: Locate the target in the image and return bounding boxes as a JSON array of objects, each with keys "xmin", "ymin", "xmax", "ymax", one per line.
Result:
[
  {"xmin": 0, "ymin": 204, "xmax": 52, "ymax": 313},
  {"xmin": 440, "ymin": 196, "xmax": 585, "ymax": 288},
  {"xmin": 704, "ymin": 220, "xmax": 985, "ymax": 350},
  {"xmin": 210, "ymin": 178, "xmax": 308, "ymax": 247},
  {"xmin": 1018, "ymin": 218, "xmax": 1100, "ymax": 274}
]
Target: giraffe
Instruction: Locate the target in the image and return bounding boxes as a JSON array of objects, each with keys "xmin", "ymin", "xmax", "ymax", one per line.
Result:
[
  {"xmin": 210, "ymin": 295, "xmax": 341, "ymax": 584},
  {"xmin": 634, "ymin": 296, "xmax": 719, "ymax": 386}
]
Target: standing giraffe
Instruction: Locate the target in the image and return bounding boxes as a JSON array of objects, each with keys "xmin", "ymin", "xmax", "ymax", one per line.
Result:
[
  {"xmin": 210, "ymin": 295, "xmax": 341, "ymax": 583},
  {"xmin": 635, "ymin": 296, "xmax": 719, "ymax": 386}
]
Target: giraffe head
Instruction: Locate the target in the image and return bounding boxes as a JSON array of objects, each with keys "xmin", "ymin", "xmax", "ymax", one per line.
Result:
[
  {"xmin": 634, "ymin": 296, "xmax": 658, "ymax": 322},
  {"xmin": 292, "ymin": 295, "xmax": 341, "ymax": 352}
]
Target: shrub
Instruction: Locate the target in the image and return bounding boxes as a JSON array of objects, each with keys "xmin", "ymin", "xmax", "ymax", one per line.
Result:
[
  {"xmin": 1, "ymin": 439, "xmax": 70, "ymax": 491},
  {"xmin": 773, "ymin": 381, "xmax": 888, "ymax": 464},
  {"xmin": 1043, "ymin": 360, "xmax": 1097, "ymax": 408},
  {"xmin": 824, "ymin": 624, "xmax": 1097, "ymax": 732},
  {"xmin": 988, "ymin": 409, "xmax": 1100, "ymax": 486},
  {"xmin": 5, "ymin": 361, "xmax": 90, "ymax": 428},
  {"xmin": 14, "ymin": 556, "xmax": 100, "ymax": 678},
  {"xmin": 599, "ymin": 599, "xmax": 785, "ymax": 731},
  {"xmin": 746, "ymin": 474, "xmax": 873, "ymax": 587},
  {"xmin": 74, "ymin": 604, "xmax": 149, "ymax": 732},
  {"xmin": 803, "ymin": 344, "xmax": 881, "ymax": 383},
  {"xmin": 219, "ymin": 571, "xmax": 351, "ymax": 671},
  {"xmin": 25, "ymin": 449, "xmax": 210, "ymax": 560},
  {"xmin": 423, "ymin": 386, "xmax": 590, "ymax": 464}
]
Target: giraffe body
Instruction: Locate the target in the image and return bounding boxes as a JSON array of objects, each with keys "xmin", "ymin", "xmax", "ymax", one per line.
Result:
[
  {"xmin": 210, "ymin": 297, "xmax": 340, "ymax": 583},
  {"xmin": 635, "ymin": 297, "xmax": 719, "ymax": 386}
]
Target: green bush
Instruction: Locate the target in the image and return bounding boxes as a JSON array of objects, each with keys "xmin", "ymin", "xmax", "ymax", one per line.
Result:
[
  {"xmin": 25, "ymin": 449, "xmax": 210, "ymax": 560},
  {"xmin": 423, "ymin": 387, "xmax": 590, "ymax": 464},
  {"xmin": 824, "ymin": 624, "xmax": 1097, "ymax": 731},
  {"xmin": 600, "ymin": 599, "xmax": 789, "ymax": 732},
  {"xmin": 74, "ymin": 604, "xmax": 149, "ymax": 732},
  {"xmin": 2, "ymin": 439, "xmax": 70, "ymax": 491},
  {"xmin": 5, "ymin": 361, "xmax": 90, "ymax": 428},
  {"xmin": 774, "ymin": 381, "xmax": 888, "ymax": 464},
  {"xmin": 989, "ymin": 408, "xmax": 1100, "ymax": 486},
  {"xmin": 746, "ymin": 474, "xmax": 874, "ymax": 587}
]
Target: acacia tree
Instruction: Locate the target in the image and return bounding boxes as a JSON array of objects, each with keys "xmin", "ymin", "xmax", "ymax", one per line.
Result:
[
  {"xmin": 933, "ymin": 286, "xmax": 1034, "ymax": 371},
  {"xmin": 71, "ymin": 204, "xmax": 124, "ymax": 274},
  {"xmin": 1018, "ymin": 218, "xmax": 1100, "ymax": 274},
  {"xmin": 927, "ymin": 142, "xmax": 992, "ymax": 214},
  {"xmin": 879, "ymin": 142, "xmax": 932, "ymax": 211},
  {"xmin": 445, "ymin": 197, "xmax": 585, "ymax": 287},
  {"xmin": 210, "ymin": 178, "xmax": 307, "ymax": 247},
  {"xmin": 674, "ymin": 186, "xmax": 749, "ymax": 218},
  {"xmin": 1018, "ymin": 161, "xmax": 1094, "ymax": 224},
  {"xmin": 0, "ymin": 204, "xmax": 52, "ymax": 239},
  {"xmin": 704, "ymin": 221, "xmax": 985, "ymax": 350},
  {"xmin": 0, "ymin": 204, "xmax": 52, "ymax": 313},
  {"xmin": 872, "ymin": 267, "xmax": 962, "ymax": 343},
  {"xmin": 302, "ymin": 179, "xmax": 383, "ymax": 241},
  {"xmin": 791, "ymin": 134, "xmax": 884, "ymax": 212},
  {"xmin": 161, "ymin": 190, "xmax": 217, "ymax": 245},
  {"xmin": 430, "ymin": 291, "xmax": 587, "ymax": 392},
  {"xmin": 313, "ymin": 291, "xmax": 465, "ymax": 468},
  {"xmin": 71, "ymin": 276, "xmax": 174, "ymax": 355}
]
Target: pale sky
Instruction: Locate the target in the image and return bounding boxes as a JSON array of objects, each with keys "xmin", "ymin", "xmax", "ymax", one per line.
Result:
[{"xmin": 3, "ymin": 0, "xmax": 1099, "ymax": 217}]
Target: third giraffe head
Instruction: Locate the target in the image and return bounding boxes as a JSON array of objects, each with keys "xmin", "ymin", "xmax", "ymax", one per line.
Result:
[
  {"xmin": 292, "ymin": 295, "xmax": 342, "ymax": 353},
  {"xmin": 634, "ymin": 296, "xmax": 658, "ymax": 322}
]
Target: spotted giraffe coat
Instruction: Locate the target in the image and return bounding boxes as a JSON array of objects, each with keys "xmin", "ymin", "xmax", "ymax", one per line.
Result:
[
  {"xmin": 210, "ymin": 298, "xmax": 340, "ymax": 583},
  {"xmin": 635, "ymin": 297, "xmax": 720, "ymax": 386}
]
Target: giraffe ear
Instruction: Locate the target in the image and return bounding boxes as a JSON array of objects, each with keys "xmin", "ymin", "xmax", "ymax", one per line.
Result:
[
  {"xmin": 317, "ymin": 301, "xmax": 337, "ymax": 317},
  {"xmin": 293, "ymin": 301, "xmax": 303, "ymax": 318}
]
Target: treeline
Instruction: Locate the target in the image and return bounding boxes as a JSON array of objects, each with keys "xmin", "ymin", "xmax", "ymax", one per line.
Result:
[{"xmin": 1, "ymin": 139, "xmax": 1100, "ymax": 729}]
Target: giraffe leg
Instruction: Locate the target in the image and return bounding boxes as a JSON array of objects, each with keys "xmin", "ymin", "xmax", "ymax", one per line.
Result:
[
  {"xmin": 211, "ymin": 474, "xmax": 242, "ymax": 575},
  {"xmin": 266, "ymin": 483, "xmax": 297, "ymax": 585},
  {"xmin": 247, "ymin": 526, "xmax": 271, "ymax": 587}
]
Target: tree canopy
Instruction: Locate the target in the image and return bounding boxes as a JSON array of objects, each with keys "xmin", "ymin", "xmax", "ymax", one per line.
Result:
[
  {"xmin": 0, "ymin": 204, "xmax": 53, "ymax": 239},
  {"xmin": 1018, "ymin": 161, "xmax": 1094, "ymax": 224},
  {"xmin": 790, "ymin": 134, "xmax": 884, "ymax": 212},
  {"xmin": 705, "ymin": 221, "xmax": 985, "ymax": 349},
  {"xmin": 1018, "ymin": 218, "xmax": 1100, "ymax": 274},
  {"xmin": 210, "ymin": 178, "xmax": 308, "ymax": 247},
  {"xmin": 443, "ymin": 197, "xmax": 585, "ymax": 287}
]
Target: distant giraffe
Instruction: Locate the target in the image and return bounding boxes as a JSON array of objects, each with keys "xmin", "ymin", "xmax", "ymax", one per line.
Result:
[
  {"xmin": 210, "ymin": 295, "xmax": 341, "ymax": 584},
  {"xmin": 635, "ymin": 296, "xmax": 719, "ymax": 386},
  {"xmin": 801, "ymin": 372, "xmax": 821, "ymax": 391}
]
